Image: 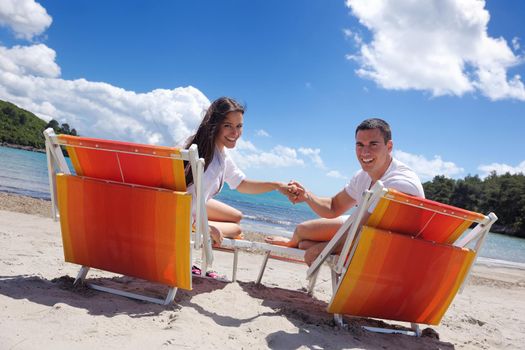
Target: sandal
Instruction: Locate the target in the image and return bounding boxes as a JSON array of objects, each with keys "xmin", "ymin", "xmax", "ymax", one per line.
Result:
[
  {"xmin": 205, "ymin": 270, "xmax": 227, "ymax": 280},
  {"xmin": 191, "ymin": 265, "xmax": 202, "ymax": 276}
]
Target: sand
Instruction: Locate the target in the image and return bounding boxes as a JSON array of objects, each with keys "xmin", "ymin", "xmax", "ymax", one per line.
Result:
[{"xmin": 1, "ymin": 193, "xmax": 524, "ymax": 349}]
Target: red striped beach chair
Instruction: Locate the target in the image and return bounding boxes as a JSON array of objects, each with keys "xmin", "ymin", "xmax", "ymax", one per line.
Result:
[
  {"xmin": 306, "ymin": 181, "xmax": 497, "ymax": 335},
  {"xmin": 43, "ymin": 128, "xmax": 212, "ymax": 304}
]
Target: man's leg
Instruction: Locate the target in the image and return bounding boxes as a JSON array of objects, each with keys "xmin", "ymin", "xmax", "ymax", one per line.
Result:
[
  {"xmin": 304, "ymin": 242, "xmax": 330, "ymax": 266},
  {"xmin": 265, "ymin": 217, "xmax": 343, "ymax": 247}
]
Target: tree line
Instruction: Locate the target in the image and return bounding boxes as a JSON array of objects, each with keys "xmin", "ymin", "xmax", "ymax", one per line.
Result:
[
  {"xmin": 423, "ymin": 173, "xmax": 525, "ymax": 238},
  {"xmin": 44, "ymin": 119, "xmax": 78, "ymax": 137}
]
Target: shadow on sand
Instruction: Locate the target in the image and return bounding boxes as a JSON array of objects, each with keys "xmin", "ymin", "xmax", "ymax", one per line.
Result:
[
  {"xmin": 0, "ymin": 274, "xmax": 455, "ymax": 349},
  {"xmin": 0, "ymin": 273, "xmax": 226, "ymax": 318},
  {"xmin": 238, "ymin": 281, "xmax": 455, "ymax": 350}
]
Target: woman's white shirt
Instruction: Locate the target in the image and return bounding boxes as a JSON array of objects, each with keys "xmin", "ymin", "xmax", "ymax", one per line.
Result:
[{"xmin": 187, "ymin": 147, "xmax": 246, "ymax": 214}]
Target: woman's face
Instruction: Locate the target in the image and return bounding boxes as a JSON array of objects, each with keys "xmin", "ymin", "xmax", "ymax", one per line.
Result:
[{"xmin": 215, "ymin": 111, "xmax": 243, "ymax": 150}]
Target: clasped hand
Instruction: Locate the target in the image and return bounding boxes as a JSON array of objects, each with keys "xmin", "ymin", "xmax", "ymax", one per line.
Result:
[{"xmin": 278, "ymin": 180, "xmax": 307, "ymax": 204}]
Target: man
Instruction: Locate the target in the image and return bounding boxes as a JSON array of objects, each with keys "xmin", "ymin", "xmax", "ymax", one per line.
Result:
[{"xmin": 266, "ymin": 118, "xmax": 424, "ymax": 265}]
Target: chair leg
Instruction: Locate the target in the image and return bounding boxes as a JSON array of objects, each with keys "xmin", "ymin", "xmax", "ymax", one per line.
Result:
[
  {"xmin": 232, "ymin": 248, "xmax": 239, "ymax": 282},
  {"xmin": 201, "ymin": 249, "xmax": 208, "ymax": 276},
  {"xmin": 74, "ymin": 266, "xmax": 90, "ymax": 286},
  {"xmin": 307, "ymin": 270, "xmax": 319, "ymax": 296},
  {"xmin": 331, "ymin": 269, "xmax": 340, "ymax": 294},
  {"xmin": 334, "ymin": 314, "xmax": 346, "ymax": 329},
  {"xmin": 88, "ymin": 283, "xmax": 177, "ymax": 305},
  {"xmin": 256, "ymin": 251, "xmax": 271, "ymax": 285},
  {"xmin": 362, "ymin": 323, "xmax": 421, "ymax": 337},
  {"xmin": 163, "ymin": 287, "xmax": 178, "ymax": 305},
  {"xmin": 411, "ymin": 323, "xmax": 421, "ymax": 337}
]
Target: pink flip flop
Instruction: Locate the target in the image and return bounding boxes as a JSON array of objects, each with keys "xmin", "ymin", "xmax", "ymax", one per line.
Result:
[
  {"xmin": 205, "ymin": 271, "xmax": 227, "ymax": 280},
  {"xmin": 191, "ymin": 265, "xmax": 202, "ymax": 276}
]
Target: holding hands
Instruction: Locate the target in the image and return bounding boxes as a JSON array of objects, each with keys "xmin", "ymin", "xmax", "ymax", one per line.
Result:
[{"xmin": 278, "ymin": 180, "xmax": 308, "ymax": 204}]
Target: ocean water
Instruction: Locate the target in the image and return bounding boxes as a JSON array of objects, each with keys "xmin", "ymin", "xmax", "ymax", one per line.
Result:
[
  {"xmin": 0, "ymin": 146, "xmax": 51, "ymax": 199},
  {"xmin": 1, "ymin": 145, "xmax": 524, "ymax": 264}
]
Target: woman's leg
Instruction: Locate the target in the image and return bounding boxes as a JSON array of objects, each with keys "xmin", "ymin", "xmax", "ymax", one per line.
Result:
[
  {"xmin": 209, "ymin": 221, "xmax": 242, "ymax": 242},
  {"xmin": 206, "ymin": 199, "xmax": 243, "ymax": 241},
  {"xmin": 265, "ymin": 217, "xmax": 343, "ymax": 248},
  {"xmin": 207, "ymin": 198, "xmax": 242, "ymax": 223}
]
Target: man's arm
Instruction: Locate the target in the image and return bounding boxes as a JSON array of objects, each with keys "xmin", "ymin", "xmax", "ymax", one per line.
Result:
[{"xmin": 292, "ymin": 181, "xmax": 356, "ymax": 219}]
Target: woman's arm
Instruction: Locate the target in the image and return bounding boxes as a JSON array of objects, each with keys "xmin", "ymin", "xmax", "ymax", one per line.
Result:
[{"xmin": 236, "ymin": 179, "xmax": 292, "ymax": 196}]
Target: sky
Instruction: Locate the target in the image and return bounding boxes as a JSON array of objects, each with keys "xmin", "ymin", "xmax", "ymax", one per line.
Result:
[{"xmin": 0, "ymin": 0, "xmax": 524, "ymax": 195}]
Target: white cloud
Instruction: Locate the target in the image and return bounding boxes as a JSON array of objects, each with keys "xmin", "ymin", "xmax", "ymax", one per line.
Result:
[
  {"xmin": 326, "ymin": 170, "xmax": 348, "ymax": 180},
  {"xmin": 228, "ymin": 144, "xmax": 341, "ymax": 181},
  {"xmin": 0, "ymin": 49, "xmax": 210, "ymax": 145},
  {"xmin": 342, "ymin": 28, "xmax": 362, "ymax": 45},
  {"xmin": 255, "ymin": 129, "xmax": 270, "ymax": 137},
  {"xmin": 0, "ymin": 0, "xmax": 52, "ymax": 40},
  {"xmin": 234, "ymin": 139, "xmax": 257, "ymax": 152},
  {"xmin": 0, "ymin": 44, "xmax": 60, "ymax": 77},
  {"xmin": 512, "ymin": 37, "xmax": 520, "ymax": 51},
  {"xmin": 298, "ymin": 147, "xmax": 326, "ymax": 169},
  {"xmin": 228, "ymin": 145, "xmax": 305, "ymax": 169},
  {"xmin": 346, "ymin": 0, "xmax": 525, "ymax": 101},
  {"xmin": 394, "ymin": 150, "xmax": 464, "ymax": 181},
  {"xmin": 478, "ymin": 160, "xmax": 525, "ymax": 177}
]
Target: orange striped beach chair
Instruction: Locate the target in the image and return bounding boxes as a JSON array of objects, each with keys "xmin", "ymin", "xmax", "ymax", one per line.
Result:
[
  {"xmin": 43, "ymin": 128, "xmax": 212, "ymax": 304},
  {"xmin": 306, "ymin": 181, "xmax": 497, "ymax": 336}
]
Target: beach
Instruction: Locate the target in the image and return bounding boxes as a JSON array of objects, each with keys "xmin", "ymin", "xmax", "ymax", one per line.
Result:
[{"xmin": 1, "ymin": 193, "xmax": 524, "ymax": 349}]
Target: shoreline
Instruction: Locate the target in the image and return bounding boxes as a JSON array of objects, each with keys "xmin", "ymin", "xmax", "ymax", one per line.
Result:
[
  {"xmin": 0, "ymin": 192, "xmax": 53, "ymax": 218},
  {"xmin": 0, "ymin": 142, "xmax": 45, "ymax": 153}
]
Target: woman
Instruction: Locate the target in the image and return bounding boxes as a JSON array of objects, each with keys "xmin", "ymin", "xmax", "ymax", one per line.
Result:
[{"xmin": 184, "ymin": 97, "xmax": 295, "ymax": 247}]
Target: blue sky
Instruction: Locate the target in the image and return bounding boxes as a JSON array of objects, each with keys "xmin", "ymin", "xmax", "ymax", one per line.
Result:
[{"xmin": 0, "ymin": 0, "xmax": 524, "ymax": 195}]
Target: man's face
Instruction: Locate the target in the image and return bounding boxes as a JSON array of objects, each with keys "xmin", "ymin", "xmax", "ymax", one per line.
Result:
[{"xmin": 355, "ymin": 128, "xmax": 393, "ymax": 178}]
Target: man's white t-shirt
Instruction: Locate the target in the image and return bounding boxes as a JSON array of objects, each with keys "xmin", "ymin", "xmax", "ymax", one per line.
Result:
[
  {"xmin": 344, "ymin": 158, "xmax": 424, "ymax": 212},
  {"xmin": 187, "ymin": 147, "xmax": 246, "ymax": 214}
]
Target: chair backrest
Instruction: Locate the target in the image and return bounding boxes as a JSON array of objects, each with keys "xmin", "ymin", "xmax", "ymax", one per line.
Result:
[
  {"xmin": 328, "ymin": 226, "xmax": 475, "ymax": 325},
  {"xmin": 57, "ymin": 134, "xmax": 187, "ymax": 191},
  {"xmin": 366, "ymin": 188, "xmax": 487, "ymax": 244},
  {"xmin": 56, "ymin": 173, "xmax": 192, "ymax": 289}
]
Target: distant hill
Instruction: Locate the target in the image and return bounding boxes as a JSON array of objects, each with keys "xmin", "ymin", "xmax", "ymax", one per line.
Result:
[
  {"xmin": 0, "ymin": 100, "xmax": 47, "ymax": 149},
  {"xmin": 0, "ymin": 100, "xmax": 78, "ymax": 150}
]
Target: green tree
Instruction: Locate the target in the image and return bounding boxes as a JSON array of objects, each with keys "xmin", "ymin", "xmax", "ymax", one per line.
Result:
[
  {"xmin": 450, "ymin": 175, "xmax": 482, "ymax": 211},
  {"xmin": 45, "ymin": 119, "xmax": 60, "ymax": 132},
  {"xmin": 423, "ymin": 175, "xmax": 456, "ymax": 204},
  {"xmin": 421, "ymin": 171, "xmax": 525, "ymax": 237},
  {"xmin": 60, "ymin": 123, "xmax": 71, "ymax": 134}
]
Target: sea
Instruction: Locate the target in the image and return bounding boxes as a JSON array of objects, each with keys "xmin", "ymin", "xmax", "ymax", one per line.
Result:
[{"xmin": 1, "ymin": 145, "xmax": 524, "ymax": 265}]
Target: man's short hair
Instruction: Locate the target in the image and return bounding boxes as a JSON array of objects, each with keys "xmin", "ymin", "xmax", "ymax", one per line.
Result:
[{"xmin": 355, "ymin": 118, "xmax": 392, "ymax": 144}]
